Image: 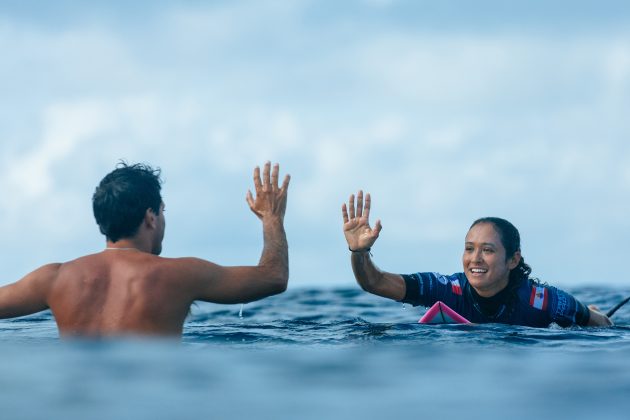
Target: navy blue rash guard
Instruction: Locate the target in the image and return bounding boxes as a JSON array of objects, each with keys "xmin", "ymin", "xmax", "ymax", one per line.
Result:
[{"xmin": 401, "ymin": 272, "xmax": 591, "ymax": 327}]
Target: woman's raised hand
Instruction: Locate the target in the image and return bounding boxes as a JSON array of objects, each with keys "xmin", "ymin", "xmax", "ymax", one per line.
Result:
[{"xmin": 342, "ymin": 190, "xmax": 382, "ymax": 252}]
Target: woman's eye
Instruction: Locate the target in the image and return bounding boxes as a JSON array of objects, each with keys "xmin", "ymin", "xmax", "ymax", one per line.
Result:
[{"xmin": 483, "ymin": 248, "xmax": 494, "ymax": 253}]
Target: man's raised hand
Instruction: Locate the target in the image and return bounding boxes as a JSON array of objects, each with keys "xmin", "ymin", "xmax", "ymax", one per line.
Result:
[{"xmin": 246, "ymin": 162, "xmax": 290, "ymax": 222}]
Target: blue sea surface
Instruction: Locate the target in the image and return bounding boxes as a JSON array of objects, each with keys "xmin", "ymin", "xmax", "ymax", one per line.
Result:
[{"xmin": 1, "ymin": 286, "xmax": 630, "ymax": 420}]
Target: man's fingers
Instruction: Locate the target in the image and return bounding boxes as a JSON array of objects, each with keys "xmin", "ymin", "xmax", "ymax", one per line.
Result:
[
  {"xmin": 271, "ymin": 163, "xmax": 279, "ymax": 190},
  {"xmin": 348, "ymin": 194, "xmax": 356, "ymax": 219},
  {"xmin": 356, "ymin": 190, "xmax": 364, "ymax": 218},
  {"xmin": 246, "ymin": 190, "xmax": 255, "ymax": 208},
  {"xmin": 364, "ymin": 193, "xmax": 371, "ymax": 220},
  {"xmin": 263, "ymin": 161, "xmax": 271, "ymax": 192},
  {"xmin": 281, "ymin": 174, "xmax": 291, "ymax": 191},
  {"xmin": 253, "ymin": 166, "xmax": 262, "ymax": 191},
  {"xmin": 342, "ymin": 203, "xmax": 349, "ymax": 224}
]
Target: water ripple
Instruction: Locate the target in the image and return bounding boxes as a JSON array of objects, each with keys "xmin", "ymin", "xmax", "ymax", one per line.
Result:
[{"xmin": 1, "ymin": 287, "xmax": 629, "ymax": 351}]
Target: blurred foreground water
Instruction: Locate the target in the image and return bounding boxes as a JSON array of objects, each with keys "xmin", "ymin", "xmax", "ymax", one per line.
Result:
[{"xmin": 1, "ymin": 287, "xmax": 630, "ymax": 419}]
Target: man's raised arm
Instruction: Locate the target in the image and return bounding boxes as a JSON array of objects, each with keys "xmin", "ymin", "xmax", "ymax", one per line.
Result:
[{"xmin": 182, "ymin": 162, "xmax": 290, "ymax": 304}]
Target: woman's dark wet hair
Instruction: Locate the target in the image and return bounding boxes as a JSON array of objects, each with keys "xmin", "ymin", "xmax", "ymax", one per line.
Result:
[
  {"xmin": 470, "ymin": 217, "xmax": 532, "ymax": 285},
  {"xmin": 92, "ymin": 162, "xmax": 163, "ymax": 242}
]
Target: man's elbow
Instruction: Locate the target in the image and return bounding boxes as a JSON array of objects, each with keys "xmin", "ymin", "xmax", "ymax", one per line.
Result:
[
  {"xmin": 265, "ymin": 271, "xmax": 288, "ymax": 296},
  {"xmin": 271, "ymin": 280, "xmax": 288, "ymax": 295}
]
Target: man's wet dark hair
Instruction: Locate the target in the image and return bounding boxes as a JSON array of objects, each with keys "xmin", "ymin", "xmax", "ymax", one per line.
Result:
[
  {"xmin": 470, "ymin": 217, "xmax": 532, "ymax": 284},
  {"xmin": 92, "ymin": 162, "xmax": 163, "ymax": 242}
]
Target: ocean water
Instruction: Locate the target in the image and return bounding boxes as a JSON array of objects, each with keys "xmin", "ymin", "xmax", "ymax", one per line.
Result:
[{"xmin": 2, "ymin": 286, "xmax": 630, "ymax": 420}]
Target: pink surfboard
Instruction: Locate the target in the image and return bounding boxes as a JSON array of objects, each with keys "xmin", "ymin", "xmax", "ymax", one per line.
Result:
[{"xmin": 419, "ymin": 301, "xmax": 471, "ymax": 324}]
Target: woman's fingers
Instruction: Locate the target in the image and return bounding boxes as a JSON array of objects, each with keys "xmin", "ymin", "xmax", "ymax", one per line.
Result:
[
  {"xmin": 373, "ymin": 219, "xmax": 382, "ymax": 237},
  {"xmin": 346, "ymin": 190, "xmax": 373, "ymax": 221},
  {"xmin": 356, "ymin": 190, "xmax": 364, "ymax": 218},
  {"xmin": 348, "ymin": 194, "xmax": 356, "ymax": 219},
  {"xmin": 363, "ymin": 193, "xmax": 371, "ymax": 221},
  {"xmin": 342, "ymin": 203, "xmax": 349, "ymax": 224}
]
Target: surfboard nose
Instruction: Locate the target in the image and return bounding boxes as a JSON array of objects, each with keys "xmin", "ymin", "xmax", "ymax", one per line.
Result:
[{"xmin": 419, "ymin": 301, "xmax": 471, "ymax": 324}]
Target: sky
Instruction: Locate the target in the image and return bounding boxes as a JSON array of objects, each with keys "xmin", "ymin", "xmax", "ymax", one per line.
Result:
[{"xmin": 1, "ymin": 0, "xmax": 630, "ymax": 289}]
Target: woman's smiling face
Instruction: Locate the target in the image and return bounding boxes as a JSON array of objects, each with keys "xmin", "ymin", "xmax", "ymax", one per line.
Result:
[{"xmin": 462, "ymin": 222, "xmax": 520, "ymax": 297}]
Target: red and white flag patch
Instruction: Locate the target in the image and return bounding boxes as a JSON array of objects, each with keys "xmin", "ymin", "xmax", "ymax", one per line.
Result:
[
  {"xmin": 529, "ymin": 286, "xmax": 548, "ymax": 310},
  {"xmin": 451, "ymin": 279, "xmax": 463, "ymax": 296}
]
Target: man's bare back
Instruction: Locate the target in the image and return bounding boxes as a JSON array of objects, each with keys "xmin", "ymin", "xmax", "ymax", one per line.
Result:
[
  {"xmin": 48, "ymin": 251, "xmax": 191, "ymax": 336},
  {"xmin": 0, "ymin": 162, "xmax": 290, "ymax": 337}
]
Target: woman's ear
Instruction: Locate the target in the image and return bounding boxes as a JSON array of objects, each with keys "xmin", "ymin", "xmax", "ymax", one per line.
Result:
[{"xmin": 508, "ymin": 250, "xmax": 521, "ymax": 270}]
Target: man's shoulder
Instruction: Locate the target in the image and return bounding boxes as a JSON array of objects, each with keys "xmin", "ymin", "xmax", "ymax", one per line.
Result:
[
  {"xmin": 155, "ymin": 256, "xmax": 219, "ymax": 268},
  {"xmin": 149, "ymin": 256, "xmax": 222, "ymax": 280},
  {"xmin": 58, "ymin": 252, "xmax": 222, "ymax": 286},
  {"xmin": 25, "ymin": 262, "xmax": 64, "ymax": 285}
]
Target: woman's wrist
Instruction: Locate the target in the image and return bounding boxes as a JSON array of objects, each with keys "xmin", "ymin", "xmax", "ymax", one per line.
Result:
[{"xmin": 349, "ymin": 246, "xmax": 371, "ymax": 253}]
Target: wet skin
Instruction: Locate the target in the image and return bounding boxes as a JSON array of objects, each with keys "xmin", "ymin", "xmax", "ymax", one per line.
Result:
[{"xmin": 0, "ymin": 162, "xmax": 291, "ymax": 337}]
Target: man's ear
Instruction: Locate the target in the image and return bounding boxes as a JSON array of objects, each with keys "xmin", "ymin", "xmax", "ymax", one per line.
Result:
[
  {"xmin": 508, "ymin": 250, "xmax": 521, "ymax": 270},
  {"xmin": 144, "ymin": 208, "xmax": 157, "ymax": 229}
]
